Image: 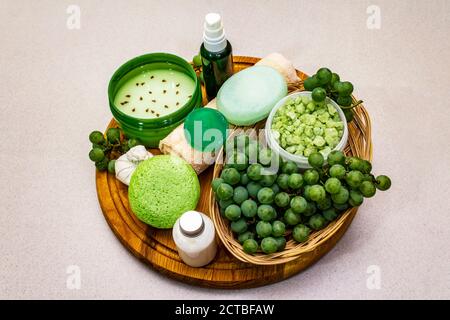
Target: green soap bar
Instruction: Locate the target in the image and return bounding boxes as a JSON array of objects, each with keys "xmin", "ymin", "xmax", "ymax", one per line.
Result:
[
  {"xmin": 128, "ymin": 155, "xmax": 200, "ymax": 229},
  {"xmin": 217, "ymin": 66, "xmax": 287, "ymax": 126}
]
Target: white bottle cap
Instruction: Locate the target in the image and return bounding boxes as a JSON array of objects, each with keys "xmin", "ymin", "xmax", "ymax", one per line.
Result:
[
  {"xmin": 203, "ymin": 13, "xmax": 227, "ymax": 52},
  {"xmin": 179, "ymin": 211, "xmax": 205, "ymax": 237}
]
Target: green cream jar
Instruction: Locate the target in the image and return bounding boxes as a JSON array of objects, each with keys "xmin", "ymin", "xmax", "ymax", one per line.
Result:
[{"xmin": 108, "ymin": 53, "xmax": 202, "ymax": 147}]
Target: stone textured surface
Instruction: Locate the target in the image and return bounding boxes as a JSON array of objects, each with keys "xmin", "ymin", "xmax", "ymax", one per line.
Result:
[{"xmin": 0, "ymin": 0, "xmax": 449, "ymax": 299}]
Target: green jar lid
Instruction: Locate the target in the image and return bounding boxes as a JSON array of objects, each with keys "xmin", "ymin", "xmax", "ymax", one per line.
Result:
[{"xmin": 184, "ymin": 108, "xmax": 228, "ymax": 152}]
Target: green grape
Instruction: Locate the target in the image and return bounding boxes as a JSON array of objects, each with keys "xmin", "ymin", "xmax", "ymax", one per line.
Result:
[
  {"xmin": 281, "ymin": 161, "xmax": 298, "ymax": 174},
  {"xmin": 329, "ymin": 164, "xmax": 346, "ymax": 179},
  {"xmin": 240, "ymin": 173, "xmax": 249, "ymax": 185},
  {"xmin": 272, "ymin": 221, "xmax": 286, "ymax": 237},
  {"xmin": 325, "ymin": 177, "xmax": 342, "ymax": 194},
  {"xmin": 303, "ymin": 201, "xmax": 317, "ymax": 217},
  {"xmin": 331, "ymin": 187, "xmax": 349, "ymax": 204},
  {"xmin": 224, "ymin": 204, "xmax": 241, "ymax": 221},
  {"xmin": 309, "ymin": 185, "xmax": 326, "ymax": 202},
  {"xmin": 241, "ymin": 199, "xmax": 258, "ymax": 218},
  {"xmin": 333, "ymin": 81, "xmax": 343, "ymax": 92},
  {"xmin": 243, "ymin": 239, "xmax": 258, "ymax": 254},
  {"xmin": 233, "ymin": 186, "xmax": 249, "ymax": 204},
  {"xmin": 212, "ymin": 178, "xmax": 224, "ymax": 193},
  {"xmin": 95, "ymin": 157, "xmax": 109, "ymax": 171},
  {"xmin": 238, "ymin": 231, "xmax": 255, "ymax": 244},
  {"xmin": 219, "ymin": 199, "xmax": 234, "ymax": 209},
  {"xmin": 257, "ymin": 187, "xmax": 275, "ymax": 204},
  {"xmin": 221, "ymin": 167, "xmax": 241, "ymax": 185},
  {"xmin": 290, "ymin": 196, "xmax": 308, "ymax": 214},
  {"xmin": 247, "ymin": 163, "xmax": 263, "ymax": 181},
  {"xmin": 337, "ymin": 95, "xmax": 352, "ymax": 107},
  {"xmin": 261, "ymin": 237, "xmax": 278, "ymax": 254},
  {"xmin": 317, "ymin": 195, "xmax": 332, "ymax": 210},
  {"xmin": 193, "ymin": 54, "xmax": 202, "ymax": 67},
  {"xmin": 256, "ymin": 221, "xmax": 272, "ymax": 238},
  {"xmin": 284, "ymin": 208, "xmax": 302, "ymax": 226},
  {"xmin": 231, "ymin": 218, "xmax": 248, "ymax": 234},
  {"xmin": 322, "ymin": 208, "xmax": 338, "ymax": 221},
  {"xmin": 106, "ymin": 128, "xmax": 121, "ymax": 143},
  {"xmin": 247, "ymin": 181, "xmax": 262, "ymax": 198},
  {"xmin": 330, "ymin": 73, "xmax": 340, "ymax": 86},
  {"xmin": 333, "ymin": 202, "xmax": 349, "ymax": 211},
  {"xmin": 216, "ymin": 183, "xmax": 234, "ymax": 200},
  {"xmin": 258, "ymin": 148, "xmax": 273, "ymax": 166},
  {"xmin": 257, "ymin": 204, "xmax": 277, "ymax": 222},
  {"xmin": 303, "ymin": 75, "xmax": 320, "ymax": 91},
  {"xmin": 338, "ymin": 81, "xmax": 354, "ymax": 96},
  {"xmin": 303, "ymin": 185, "xmax": 312, "ymax": 201},
  {"xmin": 359, "ymin": 181, "xmax": 376, "ymax": 198},
  {"xmin": 274, "ymin": 192, "xmax": 290, "ymax": 208},
  {"xmin": 343, "ymin": 109, "xmax": 354, "ymax": 122},
  {"xmin": 276, "ymin": 174, "xmax": 290, "ymax": 190},
  {"xmin": 346, "ymin": 170, "xmax": 364, "ymax": 188},
  {"xmin": 308, "ymin": 152, "xmax": 324, "ymax": 168},
  {"xmin": 316, "ymin": 67, "xmax": 332, "ymax": 85},
  {"xmin": 292, "ymin": 224, "xmax": 311, "ymax": 243},
  {"xmin": 312, "ymin": 87, "xmax": 327, "ymax": 102},
  {"xmin": 375, "ymin": 175, "xmax": 392, "ymax": 191},
  {"xmin": 360, "ymin": 160, "xmax": 372, "ymax": 174},
  {"xmin": 303, "ymin": 169, "xmax": 320, "ymax": 185},
  {"xmin": 260, "ymin": 174, "xmax": 277, "ymax": 187},
  {"xmin": 274, "ymin": 236, "xmax": 286, "ymax": 251},
  {"xmin": 127, "ymin": 138, "xmax": 141, "ymax": 149},
  {"xmin": 327, "ymin": 150, "xmax": 346, "ymax": 166},
  {"xmin": 270, "ymin": 183, "xmax": 280, "ymax": 195},
  {"xmin": 309, "ymin": 214, "xmax": 326, "ymax": 230},
  {"xmin": 349, "ymin": 190, "xmax": 364, "ymax": 206},
  {"xmin": 89, "ymin": 148, "xmax": 105, "ymax": 162},
  {"xmin": 107, "ymin": 159, "xmax": 116, "ymax": 174},
  {"xmin": 347, "ymin": 157, "xmax": 363, "ymax": 171},
  {"xmin": 288, "ymin": 173, "xmax": 303, "ymax": 189},
  {"xmin": 89, "ymin": 131, "xmax": 105, "ymax": 145}
]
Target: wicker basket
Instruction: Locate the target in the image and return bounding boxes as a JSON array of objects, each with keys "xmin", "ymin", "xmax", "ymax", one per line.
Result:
[{"xmin": 209, "ymin": 77, "xmax": 372, "ymax": 265}]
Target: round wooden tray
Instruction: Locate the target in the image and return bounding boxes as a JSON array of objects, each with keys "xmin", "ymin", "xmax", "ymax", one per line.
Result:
[{"xmin": 96, "ymin": 56, "xmax": 363, "ymax": 288}]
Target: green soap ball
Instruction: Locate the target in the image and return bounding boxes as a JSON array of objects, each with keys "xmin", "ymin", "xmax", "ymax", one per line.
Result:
[
  {"xmin": 231, "ymin": 218, "xmax": 248, "ymax": 234},
  {"xmin": 261, "ymin": 237, "xmax": 278, "ymax": 254},
  {"xmin": 274, "ymin": 236, "xmax": 287, "ymax": 251},
  {"xmin": 325, "ymin": 177, "xmax": 342, "ymax": 194},
  {"xmin": 274, "ymin": 192, "xmax": 290, "ymax": 208},
  {"xmin": 288, "ymin": 173, "xmax": 303, "ymax": 189},
  {"xmin": 270, "ymin": 183, "xmax": 280, "ymax": 195},
  {"xmin": 346, "ymin": 170, "xmax": 364, "ymax": 188},
  {"xmin": 284, "ymin": 208, "xmax": 302, "ymax": 226},
  {"xmin": 272, "ymin": 220, "xmax": 286, "ymax": 237},
  {"xmin": 219, "ymin": 199, "xmax": 234, "ymax": 209},
  {"xmin": 193, "ymin": 54, "xmax": 202, "ymax": 67},
  {"xmin": 309, "ymin": 214, "xmax": 327, "ymax": 230},
  {"xmin": 312, "ymin": 87, "xmax": 327, "ymax": 103},
  {"xmin": 233, "ymin": 186, "xmax": 249, "ymax": 204},
  {"xmin": 303, "ymin": 169, "xmax": 320, "ymax": 185},
  {"xmin": 260, "ymin": 174, "xmax": 277, "ymax": 187},
  {"xmin": 247, "ymin": 163, "xmax": 263, "ymax": 181},
  {"xmin": 256, "ymin": 221, "xmax": 272, "ymax": 238},
  {"xmin": 359, "ymin": 181, "xmax": 377, "ymax": 198},
  {"xmin": 224, "ymin": 204, "xmax": 241, "ymax": 221},
  {"xmin": 281, "ymin": 161, "xmax": 298, "ymax": 174},
  {"xmin": 303, "ymin": 75, "xmax": 320, "ymax": 91},
  {"xmin": 128, "ymin": 138, "xmax": 142, "ymax": 149},
  {"xmin": 240, "ymin": 173, "xmax": 250, "ymax": 185},
  {"xmin": 292, "ymin": 224, "xmax": 311, "ymax": 243},
  {"xmin": 128, "ymin": 155, "xmax": 200, "ymax": 229},
  {"xmin": 309, "ymin": 185, "xmax": 326, "ymax": 202},
  {"xmin": 303, "ymin": 201, "xmax": 317, "ymax": 217},
  {"xmin": 243, "ymin": 239, "xmax": 259, "ymax": 254},
  {"xmin": 226, "ymin": 152, "xmax": 248, "ymax": 171},
  {"xmin": 343, "ymin": 109, "xmax": 354, "ymax": 122},
  {"xmin": 317, "ymin": 195, "xmax": 332, "ymax": 210},
  {"xmin": 89, "ymin": 131, "xmax": 105, "ymax": 145},
  {"xmin": 308, "ymin": 152, "xmax": 325, "ymax": 168},
  {"xmin": 89, "ymin": 148, "xmax": 105, "ymax": 162},
  {"xmin": 316, "ymin": 67, "xmax": 332, "ymax": 85},
  {"xmin": 107, "ymin": 159, "xmax": 116, "ymax": 174},
  {"xmin": 212, "ymin": 178, "xmax": 224, "ymax": 193},
  {"xmin": 290, "ymin": 196, "xmax": 308, "ymax": 214},
  {"xmin": 238, "ymin": 231, "xmax": 255, "ymax": 244},
  {"xmin": 349, "ymin": 190, "xmax": 364, "ymax": 206},
  {"xmin": 331, "ymin": 187, "xmax": 350, "ymax": 204},
  {"xmin": 327, "ymin": 150, "xmax": 346, "ymax": 166},
  {"xmin": 106, "ymin": 128, "xmax": 121, "ymax": 143},
  {"xmin": 257, "ymin": 204, "xmax": 277, "ymax": 222},
  {"xmin": 221, "ymin": 167, "xmax": 241, "ymax": 185},
  {"xmin": 337, "ymin": 95, "xmax": 352, "ymax": 107},
  {"xmin": 257, "ymin": 187, "xmax": 275, "ymax": 204},
  {"xmin": 375, "ymin": 175, "xmax": 392, "ymax": 191},
  {"xmin": 276, "ymin": 173, "xmax": 290, "ymax": 190},
  {"xmin": 247, "ymin": 181, "xmax": 262, "ymax": 198},
  {"xmin": 95, "ymin": 157, "xmax": 109, "ymax": 171},
  {"xmin": 329, "ymin": 164, "xmax": 346, "ymax": 179},
  {"xmin": 360, "ymin": 160, "xmax": 372, "ymax": 174},
  {"xmin": 322, "ymin": 208, "xmax": 338, "ymax": 221},
  {"xmin": 241, "ymin": 199, "xmax": 258, "ymax": 218},
  {"xmin": 216, "ymin": 183, "xmax": 234, "ymax": 200},
  {"xmin": 333, "ymin": 202, "xmax": 349, "ymax": 212}
]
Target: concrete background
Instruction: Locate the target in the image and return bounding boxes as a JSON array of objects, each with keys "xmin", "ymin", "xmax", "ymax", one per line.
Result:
[{"xmin": 1, "ymin": 0, "xmax": 449, "ymax": 299}]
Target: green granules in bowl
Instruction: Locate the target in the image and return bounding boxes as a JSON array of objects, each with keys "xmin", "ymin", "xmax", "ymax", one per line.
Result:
[{"xmin": 128, "ymin": 155, "xmax": 201, "ymax": 229}]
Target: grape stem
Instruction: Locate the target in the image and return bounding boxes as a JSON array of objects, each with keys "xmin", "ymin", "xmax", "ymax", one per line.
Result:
[{"xmin": 340, "ymin": 100, "xmax": 363, "ymax": 110}]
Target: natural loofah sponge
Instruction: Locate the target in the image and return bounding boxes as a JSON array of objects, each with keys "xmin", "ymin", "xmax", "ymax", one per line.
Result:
[{"xmin": 128, "ymin": 155, "xmax": 200, "ymax": 228}]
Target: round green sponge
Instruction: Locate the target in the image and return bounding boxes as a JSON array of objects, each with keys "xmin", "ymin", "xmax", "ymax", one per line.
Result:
[{"xmin": 128, "ymin": 155, "xmax": 201, "ymax": 229}]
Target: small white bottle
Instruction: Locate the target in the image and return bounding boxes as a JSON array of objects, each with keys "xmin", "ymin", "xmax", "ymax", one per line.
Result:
[{"xmin": 173, "ymin": 211, "xmax": 217, "ymax": 267}]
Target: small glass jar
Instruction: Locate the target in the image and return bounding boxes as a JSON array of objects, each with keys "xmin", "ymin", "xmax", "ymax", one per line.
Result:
[{"xmin": 108, "ymin": 53, "xmax": 202, "ymax": 147}]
